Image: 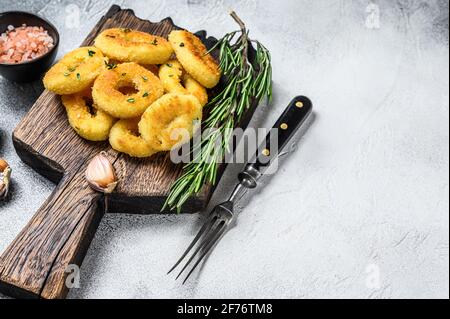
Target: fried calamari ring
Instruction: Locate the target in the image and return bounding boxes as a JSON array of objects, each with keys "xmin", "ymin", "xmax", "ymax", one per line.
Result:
[
  {"xmin": 182, "ymin": 74, "xmax": 209, "ymax": 107},
  {"xmin": 159, "ymin": 60, "xmax": 208, "ymax": 106},
  {"xmin": 94, "ymin": 28, "xmax": 173, "ymax": 65},
  {"xmin": 61, "ymin": 88, "xmax": 116, "ymax": 141},
  {"xmin": 139, "ymin": 93, "xmax": 202, "ymax": 151},
  {"xmin": 44, "ymin": 47, "xmax": 106, "ymax": 94},
  {"xmin": 92, "ymin": 62, "xmax": 164, "ymax": 119},
  {"xmin": 109, "ymin": 118, "xmax": 157, "ymax": 158},
  {"xmin": 168, "ymin": 30, "xmax": 221, "ymax": 88}
]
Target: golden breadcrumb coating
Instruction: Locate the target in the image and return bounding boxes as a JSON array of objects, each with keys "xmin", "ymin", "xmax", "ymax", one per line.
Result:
[
  {"xmin": 168, "ymin": 30, "xmax": 221, "ymax": 88},
  {"xmin": 44, "ymin": 47, "xmax": 106, "ymax": 94},
  {"xmin": 92, "ymin": 62, "xmax": 163, "ymax": 119},
  {"xmin": 139, "ymin": 93, "xmax": 202, "ymax": 151},
  {"xmin": 61, "ymin": 88, "xmax": 116, "ymax": 141},
  {"xmin": 109, "ymin": 118, "xmax": 157, "ymax": 157},
  {"xmin": 159, "ymin": 59, "xmax": 208, "ymax": 106},
  {"xmin": 95, "ymin": 28, "xmax": 173, "ymax": 65}
]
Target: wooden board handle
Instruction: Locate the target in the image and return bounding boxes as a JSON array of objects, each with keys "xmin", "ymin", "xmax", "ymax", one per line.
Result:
[{"xmin": 0, "ymin": 168, "xmax": 104, "ymax": 299}]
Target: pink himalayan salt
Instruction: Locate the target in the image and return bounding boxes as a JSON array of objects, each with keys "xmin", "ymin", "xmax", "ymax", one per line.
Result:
[{"xmin": 0, "ymin": 24, "xmax": 54, "ymax": 64}]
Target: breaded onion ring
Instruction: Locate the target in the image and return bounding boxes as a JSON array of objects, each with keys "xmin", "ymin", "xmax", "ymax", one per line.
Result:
[
  {"xmin": 94, "ymin": 28, "xmax": 173, "ymax": 65},
  {"xmin": 61, "ymin": 88, "xmax": 116, "ymax": 141},
  {"xmin": 43, "ymin": 47, "xmax": 106, "ymax": 94},
  {"xmin": 92, "ymin": 62, "xmax": 164, "ymax": 119},
  {"xmin": 109, "ymin": 118, "xmax": 157, "ymax": 158},
  {"xmin": 159, "ymin": 60, "xmax": 208, "ymax": 106},
  {"xmin": 168, "ymin": 30, "xmax": 221, "ymax": 88},
  {"xmin": 139, "ymin": 93, "xmax": 202, "ymax": 151}
]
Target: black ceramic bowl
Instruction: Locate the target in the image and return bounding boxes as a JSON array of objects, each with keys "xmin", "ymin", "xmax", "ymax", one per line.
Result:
[{"xmin": 0, "ymin": 11, "xmax": 59, "ymax": 82}]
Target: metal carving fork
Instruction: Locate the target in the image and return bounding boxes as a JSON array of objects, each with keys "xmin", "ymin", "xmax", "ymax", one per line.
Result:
[{"xmin": 168, "ymin": 96, "xmax": 313, "ymax": 283}]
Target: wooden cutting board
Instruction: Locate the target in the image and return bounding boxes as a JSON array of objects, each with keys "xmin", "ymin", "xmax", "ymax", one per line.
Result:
[{"xmin": 0, "ymin": 5, "xmax": 259, "ymax": 299}]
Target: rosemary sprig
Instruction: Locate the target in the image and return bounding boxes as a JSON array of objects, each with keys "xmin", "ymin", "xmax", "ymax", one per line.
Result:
[{"xmin": 164, "ymin": 12, "xmax": 272, "ymax": 212}]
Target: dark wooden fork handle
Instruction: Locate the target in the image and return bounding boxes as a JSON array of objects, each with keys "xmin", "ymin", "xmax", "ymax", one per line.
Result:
[
  {"xmin": 252, "ymin": 95, "xmax": 312, "ymax": 171},
  {"xmin": 237, "ymin": 96, "xmax": 312, "ymax": 189}
]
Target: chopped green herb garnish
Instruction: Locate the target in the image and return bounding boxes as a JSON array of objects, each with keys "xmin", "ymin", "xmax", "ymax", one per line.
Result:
[
  {"xmin": 123, "ymin": 28, "xmax": 131, "ymax": 33},
  {"xmin": 142, "ymin": 76, "xmax": 148, "ymax": 82},
  {"xmin": 168, "ymin": 74, "xmax": 173, "ymax": 77},
  {"xmin": 76, "ymin": 73, "xmax": 81, "ymax": 80},
  {"xmin": 166, "ymin": 63, "xmax": 172, "ymax": 67},
  {"xmin": 105, "ymin": 61, "xmax": 117, "ymax": 70},
  {"xmin": 88, "ymin": 50, "xmax": 96, "ymax": 57},
  {"xmin": 68, "ymin": 67, "xmax": 76, "ymax": 72},
  {"xmin": 151, "ymin": 38, "xmax": 158, "ymax": 45},
  {"xmin": 127, "ymin": 98, "xmax": 135, "ymax": 103},
  {"xmin": 142, "ymin": 92, "xmax": 149, "ymax": 97},
  {"xmin": 179, "ymin": 42, "xmax": 185, "ymax": 47},
  {"xmin": 63, "ymin": 72, "xmax": 70, "ymax": 77}
]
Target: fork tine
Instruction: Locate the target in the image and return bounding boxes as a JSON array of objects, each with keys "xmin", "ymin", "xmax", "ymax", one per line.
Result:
[
  {"xmin": 175, "ymin": 217, "xmax": 223, "ymax": 280},
  {"xmin": 182, "ymin": 221, "xmax": 227, "ymax": 284},
  {"xmin": 167, "ymin": 214, "xmax": 218, "ymax": 274}
]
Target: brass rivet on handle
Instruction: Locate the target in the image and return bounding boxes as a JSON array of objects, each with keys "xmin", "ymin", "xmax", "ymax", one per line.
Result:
[
  {"xmin": 295, "ymin": 101, "xmax": 304, "ymax": 108},
  {"xmin": 280, "ymin": 123, "xmax": 288, "ymax": 130},
  {"xmin": 262, "ymin": 148, "xmax": 270, "ymax": 156}
]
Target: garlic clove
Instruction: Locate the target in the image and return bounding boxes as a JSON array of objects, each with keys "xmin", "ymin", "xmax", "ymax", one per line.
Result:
[
  {"xmin": 85, "ymin": 152, "xmax": 118, "ymax": 194},
  {"xmin": 0, "ymin": 158, "xmax": 9, "ymax": 172},
  {"xmin": 0, "ymin": 158, "xmax": 11, "ymax": 201},
  {"xmin": 0, "ymin": 183, "xmax": 5, "ymax": 198}
]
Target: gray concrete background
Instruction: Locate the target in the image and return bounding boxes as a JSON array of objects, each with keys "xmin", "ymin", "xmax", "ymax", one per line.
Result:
[{"xmin": 0, "ymin": 0, "xmax": 448, "ymax": 299}]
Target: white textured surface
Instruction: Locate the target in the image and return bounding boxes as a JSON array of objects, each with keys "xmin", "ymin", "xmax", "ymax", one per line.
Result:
[{"xmin": 0, "ymin": 0, "xmax": 448, "ymax": 299}]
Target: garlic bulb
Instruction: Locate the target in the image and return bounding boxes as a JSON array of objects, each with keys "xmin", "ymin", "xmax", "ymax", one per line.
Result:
[
  {"xmin": 0, "ymin": 158, "xmax": 11, "ymax": 201},
  {"xmin": 85, "ymin": 152, "xmax": 117, "ymax": 194}
]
